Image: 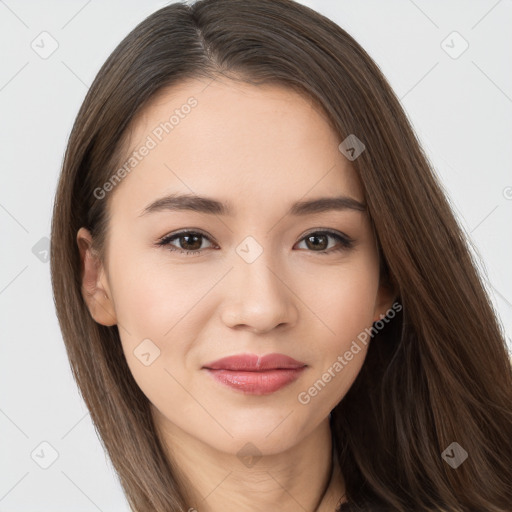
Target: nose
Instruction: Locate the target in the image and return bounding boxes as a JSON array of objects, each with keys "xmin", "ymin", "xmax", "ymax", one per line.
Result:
[{"xmin": 219, "ymin": 248, "xmax": 299, "ymax": 334}]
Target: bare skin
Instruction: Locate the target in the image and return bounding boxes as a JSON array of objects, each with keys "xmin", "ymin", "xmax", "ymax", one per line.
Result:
[{"xmin": 78, "ymin": 77, "xmax": 394, "ymax": 511}]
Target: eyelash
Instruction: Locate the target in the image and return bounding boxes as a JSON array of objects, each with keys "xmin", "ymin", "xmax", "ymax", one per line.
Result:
[{"xmin": 156, "ymin": 229, "xmax": 354, "ymax": 257}]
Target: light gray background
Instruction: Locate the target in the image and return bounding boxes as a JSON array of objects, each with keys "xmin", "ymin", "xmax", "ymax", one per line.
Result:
[{"xmin": 1, "ymin": 0, "xmax": 511, "ymax": 510}]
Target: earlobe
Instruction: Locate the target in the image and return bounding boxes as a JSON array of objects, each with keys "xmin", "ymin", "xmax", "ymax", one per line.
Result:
[
  {"xmin": 77, "ymin": 227, "xmax": 117, "ymax": 326},
  {"xmin": 372, "ymin": 275, "xmax": 397, "ymax": 323}
]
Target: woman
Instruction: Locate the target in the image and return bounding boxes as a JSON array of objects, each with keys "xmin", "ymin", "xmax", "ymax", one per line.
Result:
[{"xmin": 50, "ymin": 0, "xmax": 512, "ymax": 510}]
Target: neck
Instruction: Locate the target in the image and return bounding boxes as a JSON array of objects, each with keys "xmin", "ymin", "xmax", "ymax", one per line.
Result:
[{"xmin": 152, "ymin": 409, "xmax": 346, "ymax": 512}]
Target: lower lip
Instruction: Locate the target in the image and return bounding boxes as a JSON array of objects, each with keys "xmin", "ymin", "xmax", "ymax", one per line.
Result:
[{"xmin": 204, "ymin": 368, "xmax": 306, "ymax": 395}]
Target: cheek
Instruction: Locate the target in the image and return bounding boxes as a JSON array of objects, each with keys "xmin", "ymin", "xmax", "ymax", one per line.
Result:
[
  {"xmin": 294, "ymin": 257, "xmax": 380, "ymax": 407},
  {"xmin": 110, "ymin": 247, "xmax": 218, "ymax": 339},
  {"xmin": 302, "ymin": 257, "xmax": 380, "ymax": 346},
  {"xmin": 107, "ymin": 252, "xmax": 222, "ymax": 402}
]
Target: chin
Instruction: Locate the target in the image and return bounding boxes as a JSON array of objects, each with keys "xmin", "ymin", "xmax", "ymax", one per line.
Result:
[{"xmin": 195, "ymin": 416, "xmax": 310, "ymax": 456}]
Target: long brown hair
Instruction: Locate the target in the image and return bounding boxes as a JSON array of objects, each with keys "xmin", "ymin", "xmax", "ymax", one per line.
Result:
[{"xmin": 50, "ymin": 1, "xmax": 512, "ymax": 510}]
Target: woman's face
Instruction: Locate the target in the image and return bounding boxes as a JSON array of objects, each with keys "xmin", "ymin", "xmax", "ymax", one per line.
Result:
[{"xmin": 79, "ymin": 77, "xmax": 393, "ymax": 456}]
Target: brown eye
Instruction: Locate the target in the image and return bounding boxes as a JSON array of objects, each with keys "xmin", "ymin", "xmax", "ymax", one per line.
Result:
[
  {"xmin": 174, "ymin": 233, "xmax": 203, "ymax": 251},
  {"xmin": 296, "ymin": 230, "xmax": 354, "ymax": 254},
  {"xmin": 157, "ymin": 230, "xmax": 215, "ymax": 256},
  {"xmin": 305, "ymin": 233, "xmax": 329, "ymax": 251},
  {"xmin": 157, "ymin": 229, "xmax": 354, "ymax": 257}
]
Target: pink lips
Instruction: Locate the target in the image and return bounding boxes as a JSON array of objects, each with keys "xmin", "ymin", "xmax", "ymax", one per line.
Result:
[{"xmin": 202, "ymin": 353, "xmax": 307, "ymax": 395}]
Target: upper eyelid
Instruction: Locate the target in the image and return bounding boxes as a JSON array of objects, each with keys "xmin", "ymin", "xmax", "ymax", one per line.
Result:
[{"xmin": 160, "ymin": 229, "xmax": 215, "ymax": 244}]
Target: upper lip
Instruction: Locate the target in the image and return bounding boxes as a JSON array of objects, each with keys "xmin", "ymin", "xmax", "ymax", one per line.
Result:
[{"xmin": 202, "ymin": 353, "xmax": 307, "ymax": 371}]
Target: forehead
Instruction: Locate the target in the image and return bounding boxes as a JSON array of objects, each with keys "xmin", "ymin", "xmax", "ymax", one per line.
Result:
[{"xmin": 109, "ymin": 77, "xmax": 364, "ymax": 218}]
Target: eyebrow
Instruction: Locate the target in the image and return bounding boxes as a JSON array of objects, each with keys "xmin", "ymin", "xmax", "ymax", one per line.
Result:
[{"xmin": 139, "ymin": 193, "xmax": 367, "ymax": 217}]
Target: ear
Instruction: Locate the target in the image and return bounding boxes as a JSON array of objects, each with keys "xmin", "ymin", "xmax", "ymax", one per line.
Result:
[
  {"xmin": 372, "ymin": 273, "xmax": 398, "ymax": 323},
  {"xmin": 77, "ymin": 227, "xmax": 117, "ymax": 326}
]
